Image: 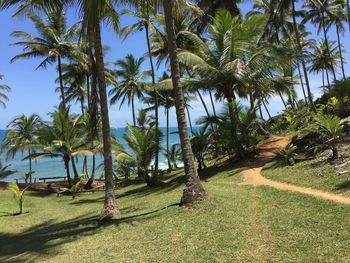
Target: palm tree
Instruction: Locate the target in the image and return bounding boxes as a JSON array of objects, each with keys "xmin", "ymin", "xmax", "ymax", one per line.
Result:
[
  {"xmin": 310, "ymin": 39, "xmax": 341, "ymax": 92},
  {"xmin": 326, "ymin": 0, "xmax": 347, "ymax": 79},
  {"xmin": 191, "ymin": 127, "xmax": 211, "ymax": 171},
  {"xmin": 0, "ymin": 0, "xmax": 121, "ymax": 224},
  {"xmin": 178, "ymin": 11, "xmax": 287, "ymax": 155},
  {"xmin": 164, "ymin": 143, "xmax": 182, "ymax": 170},
  {"xmin": 306, "ymin": 115, "xmax": 344, "ymax": 159},
  {"xmin": 163, "ymin": 0, "xmax": 207, "ymax": 205},
  {"xmin": 109, "ymin": 54, "xmax": 150, "ymax": 127},
  {"xmin": 0, "ymin": 74, "xmax": 11, "ymax": 109},
  {"xmin": 122, "ymin": 124, "xmax": 160, "ymax": 187},
  {"xmin": 34, "ymin": 109, "xmax": 91, "ymax": 186},
  {"xmin": 120, "ymin": 1, "xmax": 162, "ymax": 186},
  {"xmin": 303, "ymin": 0, "xmax": 338, "ymax": 81},
  {"xmin": 2, "ymin": 114, "xmax": 42, "ymax": 183},
  {"xmin": 10, "ymin": 8, "xmax": 80, "ymax": 109}
]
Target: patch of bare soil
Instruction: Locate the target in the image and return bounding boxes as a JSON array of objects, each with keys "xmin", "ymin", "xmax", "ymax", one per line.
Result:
[{"xmin": 240, "ymin": 135, "xmax": 350, "ymax": 205}]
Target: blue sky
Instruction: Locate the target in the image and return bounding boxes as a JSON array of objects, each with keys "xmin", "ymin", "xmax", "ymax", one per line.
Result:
[{"xmin": 0, "ymin": 1, "xmax": 349, "ymax": 129}]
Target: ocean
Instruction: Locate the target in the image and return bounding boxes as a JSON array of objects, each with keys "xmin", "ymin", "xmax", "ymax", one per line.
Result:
[{"xmin": 0, "ymin": 127, "xmax": 185, "ymax": 182}]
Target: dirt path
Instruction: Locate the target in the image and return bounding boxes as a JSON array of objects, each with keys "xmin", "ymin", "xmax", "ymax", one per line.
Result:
[{"xmin": 240, "ymin": 136, "xmax": 350, "ymax": 205}]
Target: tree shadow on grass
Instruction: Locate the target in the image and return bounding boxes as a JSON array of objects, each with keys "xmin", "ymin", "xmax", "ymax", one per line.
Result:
[
  {"xmin": 334, "ymin": 180, "xmax": 350, "ymax": 191},
  {"xmin": 0, "ymin": 203, "xmax": 178, "ymax": 262}
]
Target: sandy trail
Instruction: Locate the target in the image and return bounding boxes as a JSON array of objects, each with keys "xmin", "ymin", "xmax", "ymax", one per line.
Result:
[{"xmin": 240, "ymin": 136, "xmax": 350, "ymax": 205}]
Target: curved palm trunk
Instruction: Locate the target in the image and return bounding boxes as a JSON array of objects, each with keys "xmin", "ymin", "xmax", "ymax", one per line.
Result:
[
  {"xmin": 94, "ymin": 21, "xmax": 119, "ymax": 222},
  {"xmin": 336, "ymin": 25, "xmax": 346, "ymax": 80},
  {"xmin": 57, "ymin": 55, "xmax": 66, "ymax": 110},
  {"xmin": 261, "ymin": 98, "xmax": 272, "ymax": 119},
  {"xmin": 166, "ymin": 107, "xmax": 172, "ymax": 171},
  {"xmin": 145, "ymin": 23, "xmax": 159, "ymax": 185},
  {"xmin": 297, "ymin": 63, "xmax": 308, "ymax": 103},
  {"xmin": 292, "ymin": 0, "xmax": 315, "ymax": 109},
  {"xmin": 197, "ymin": 90, "xmax": 214, "ymax": 131},
  {"xmin": 278, "ymin": 90, "xmax": 287, "ymax": 109},
  {"xmin": 321, "ymin": 11, "xmax": 337, "ymax": 82},
  {"xmin": 163, "ymin": 0, "xmax": 206, "ymax": 206}
]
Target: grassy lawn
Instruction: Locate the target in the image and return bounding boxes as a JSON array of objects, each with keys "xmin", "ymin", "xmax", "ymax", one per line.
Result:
[
  {"xmin": 2, "ymin": 166, "xmax": 350, "ymax": 262},
  {"xmin": 262, "ymin": 159, "xmax": 350, "ymax": 197}
]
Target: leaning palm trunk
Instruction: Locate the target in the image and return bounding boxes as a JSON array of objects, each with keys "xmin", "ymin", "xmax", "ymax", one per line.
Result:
[
  {"xmin": 335, "ymin": 25, "xmax": 346, "ymax": 80},
  {"xmin": 321, "ymin": 11, "xmax": 337, "ymax": 82},
  {"xmin": 94, "ymin": 21, "xmax": 119, "ymax": 222},
  {"xmin": 145, "ymin": 23, "xmax": 159, "ymax": 186},
  {"xmin": 292, "ymin": 0, "xmax": 314, "ymax": 109},
  {"xmin": 163, "ymin": 0, "xmax": 206, "ymax": 206},
  {"xmin": 297, "ymin": 63, "xmax": 308, "ymax": 103}
]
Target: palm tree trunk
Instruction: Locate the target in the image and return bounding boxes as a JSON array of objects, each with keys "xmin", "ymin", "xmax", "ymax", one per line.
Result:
[
  {"xmin": 86, "ymin": 73, "xmax": 91, "ymax": 114},
  {"xmin": 208, "ymin": 89, "xmax": 217, "ymax": 117},
  {"xmin": 326, "ymin": 68, "xmax": 331, "ymax": 92},
  {"xmin": 336, "ymin": 25, "xmax": 346, "ymax": 80},
  {"xmin": 185, "ymin": 105, "xmax": 194, "ymax": 134},
  {"xmin": 292, "ymin": 0, "xmax": 315, "ymax": 109},
  {"xmin": 94, "ymin": 20, "xmax": 119, "ymax": 222},
  {"xmin": 163, "ymin": 0, "xmax": 206, "ymax": 206},
  {"xmin": 297, "ymin": 63, "xmax": 308, "ymax": 104},
  {"xmin": 166, "ymin": 107, "xmax": 171, "ymax": 171},
  {"xmin": 132, "ymin": 96, "xmax": 136, "ymax": 127},
  {"xmin": 57, "ymin": 55, "xmax": 66, "ymax": 110},
  {"xmin": 278, "ymin": 90, "xmax": 287, "ymax": 109},
  {"xmin": 262, "ymin": 98, "xmax": 272, "ymax": 119},
  {"xmin": 322, "ymin": 69, "xmax": 326, "ymax": 94},
  {"xmin": 64, "ymin": 156, "xmax": 72, "ymax": 187},
  {"xmin": 196, "ymin": 90, "xmax": 214, "ymax": 131},
  {"xmin": 71, "ymin": 157, "xmax": 79, "ymax": 179},
  {"xmin": 258, "ymin": 102, "xmax": 264, "ymax": 119},
  {"xmin": 28, "ymin": 148, "xmax": 32, "ymax": 184},
  {"xmin": 145, "ymin": 23, "xmax": 159, "ymax": 185},
  {"xmin": 321, "ymin": 11, "xmax": 337, "ymax": 82}
]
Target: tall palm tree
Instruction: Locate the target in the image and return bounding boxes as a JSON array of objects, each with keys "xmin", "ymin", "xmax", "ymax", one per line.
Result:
[
  {"xmin": 326, "ymin": 0, "xmax": 347, "ymax": 79},
  {"xmin": 35, "ymin": 109, "xmax": 92, "ymax": 185},
  {"xmin": 122, "ymin": 123, "xmax": 161, "ymax": 187},
  {"xmin": 0, "ymin": 0, "xmax": 121, "ymax": 223},
  {"xmin": 0, "ymin": 74, "xmax": 11, "ymax": 109},
  {"xmin": 10, "ymin": 8, "xmax": 80, "ymax": 109},
  {"xmin": 163, "ymin": 0, "xmax": 207, "ymax": 206},
  {"xmin": 1, "ymin": 114, "xmax": 42, "ymax": 183},
  {"xmin": 310, "ymin": 39, "xmax": 341, "ymax": 92},
  {"xmin": 109, "ymin": 54, "xmax": 150, "ymax": 127},
  {"xmin": 120, "ymin": 3, "xmax": 161, "ymax": 182},
  {"xmin": 303, "ymin": 0, "xmax": 338, "ymax": 81}
]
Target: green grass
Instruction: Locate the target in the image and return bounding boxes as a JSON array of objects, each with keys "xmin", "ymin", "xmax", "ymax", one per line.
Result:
[
  {"xmin": 2, "ymin": 166, "xmax": 350, "ymax": 262},
  {"xmin": 262, "ymin": 159, "xmax": 350, "ymax": 197}
]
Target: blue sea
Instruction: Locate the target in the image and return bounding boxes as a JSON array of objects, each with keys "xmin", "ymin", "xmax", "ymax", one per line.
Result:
[{"xmin": 0, "ymin": 127, "xmax": 185, "ymax": 182}]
